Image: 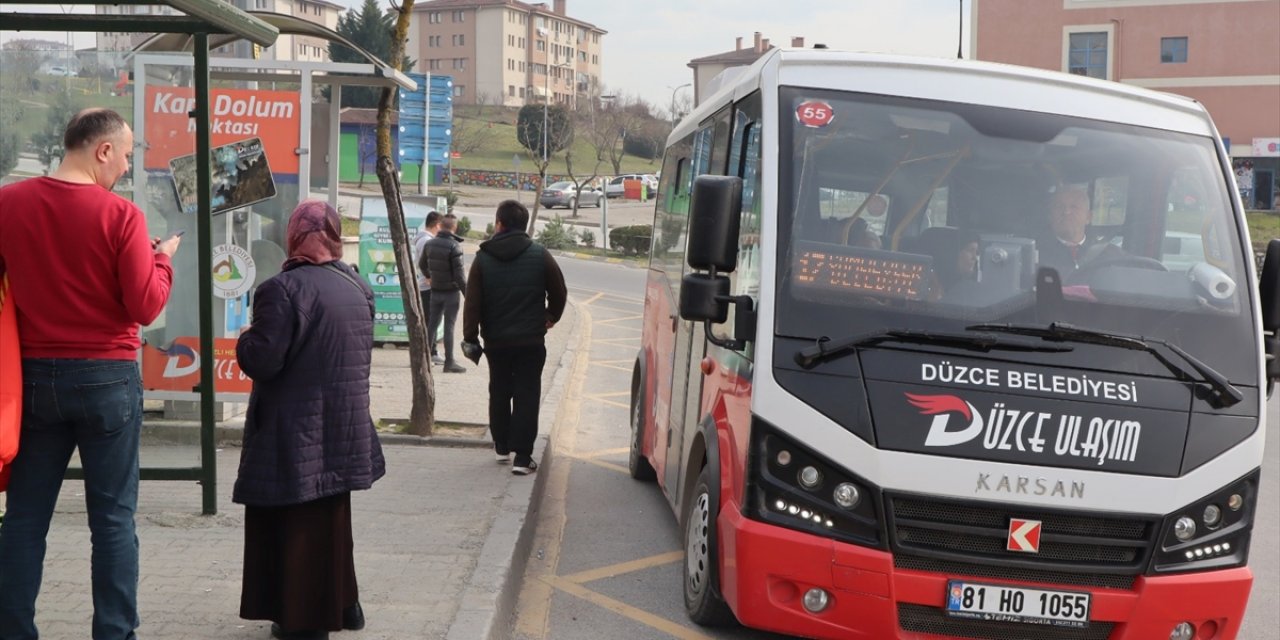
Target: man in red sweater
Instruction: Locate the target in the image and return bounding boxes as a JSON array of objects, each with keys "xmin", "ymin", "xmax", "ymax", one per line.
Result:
[{"xmin": 0, "ymin": 108, "xmax": 180, "ymax": 640}]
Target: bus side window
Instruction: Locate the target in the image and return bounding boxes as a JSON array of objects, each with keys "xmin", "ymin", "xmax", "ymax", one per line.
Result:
[
  {"xmin": 710, "ymin": 93, "xmax": 763, "ymax": 356},
  {"xmin": 654, "ymin": 137, "xmax": 694, "ymax": 275}
]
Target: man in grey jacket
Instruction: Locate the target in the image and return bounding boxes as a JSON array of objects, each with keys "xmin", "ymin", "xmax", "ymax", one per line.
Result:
[{"xmin": 421, "ymin": 214, "xmax": 467, "ymax": 373}]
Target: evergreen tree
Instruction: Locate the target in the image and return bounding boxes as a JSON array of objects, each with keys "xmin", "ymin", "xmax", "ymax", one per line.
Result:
[{"xmin": 327, "ymin": 0, "xmax": 414, "ymax": 108}]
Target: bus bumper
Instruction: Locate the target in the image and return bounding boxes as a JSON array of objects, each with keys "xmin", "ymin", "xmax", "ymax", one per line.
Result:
[{"xmin": 720, "ymin": 506, "xmax": 1253, "ymax": 640}]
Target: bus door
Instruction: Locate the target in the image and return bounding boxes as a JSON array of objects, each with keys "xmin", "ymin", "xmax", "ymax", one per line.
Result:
[{"xmin": 665, "ymin": 108, "xmax": 734, "ymax": 504}]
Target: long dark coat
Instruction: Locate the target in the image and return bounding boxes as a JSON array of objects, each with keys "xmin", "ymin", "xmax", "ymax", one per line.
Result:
[{"xmin": 232, "ymin": 261, "xmax": 385, "ymax": 507}]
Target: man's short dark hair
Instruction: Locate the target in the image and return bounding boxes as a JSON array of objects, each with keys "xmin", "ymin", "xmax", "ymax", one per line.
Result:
[
  {"xmin": 439, "ymin": 214, "xmax": 457, "ymax": 232},
  {"xmin": 63, "ymin": 108, "xmax": 127, "ymax": 151},
  {"xmin": 425, "ymin": 211, "xmax": 443, "ymax": 228},
  {"xmin": 495, "ymin": 200, "xmax": 529, "ymax": 232}
]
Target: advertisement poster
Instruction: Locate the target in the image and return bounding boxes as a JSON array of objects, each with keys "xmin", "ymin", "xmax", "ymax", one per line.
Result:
[
  {"xmin": 170, "ymin": 138, "xmax": 277, "ymax": 215},
  {"xmin": 144, "ymin": 86, "xmax": 300, "ymax": 174},
  {"xmin": 142, "ymin": 337, "xmax": 252, "ymax": 394},
  {"xmin": 358, "ymin": 197, "xmax": 445, "ymax": 342}
]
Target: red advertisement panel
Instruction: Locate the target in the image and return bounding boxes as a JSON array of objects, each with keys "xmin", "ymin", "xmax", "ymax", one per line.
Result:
[
  {"xmin": 144, "ymin": 86, "xmax": 300, "ymax": 174},
  {"xmin": 142, "ymin": 336, "xmax": 252, "ymax": 394}
]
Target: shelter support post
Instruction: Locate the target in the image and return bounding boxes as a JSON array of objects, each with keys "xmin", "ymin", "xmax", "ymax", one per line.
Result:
[{"xmin": 194, "ymin": 34, "xmax": 218, "ymax": 516}]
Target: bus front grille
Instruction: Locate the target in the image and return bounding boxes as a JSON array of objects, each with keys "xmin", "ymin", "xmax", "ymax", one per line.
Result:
[
  {"xmin": 898, "ymin": 603, "xmax": 1116, "ymax": 639},
  {"xmin": 888, "ymin": 495, "xmax": 1158, "ymax": 577}
]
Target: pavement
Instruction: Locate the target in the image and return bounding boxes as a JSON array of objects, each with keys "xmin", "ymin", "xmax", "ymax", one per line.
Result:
[{"xmin": 15, "ymin": 295, "xmax": 584, "ymax": 639}]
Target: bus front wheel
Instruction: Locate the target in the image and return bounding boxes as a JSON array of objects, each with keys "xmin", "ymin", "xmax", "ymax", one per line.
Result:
[
  {"xmin": 629, "ymin": 378, "xmax": 656, "ymax": 481},
  {"xmin": 683, "ymin": 465, "xmax": 736, "ymax": 626}
]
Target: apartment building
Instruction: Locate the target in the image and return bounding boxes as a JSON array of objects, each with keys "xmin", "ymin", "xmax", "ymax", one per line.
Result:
[
  {"xmin": 972, "ymin": 0, "xmax": 1280, "ymax": 210},
  {"xmin": 96, "ymin": 0, "xmax": 344, "ymax": 65},
  {"xmin": 408, "ymin": 0, "xmax": 606, "ymax": 107},
  {"xmin": 688, "ymin": 33, "xmax": 807, "ymax": 106}
]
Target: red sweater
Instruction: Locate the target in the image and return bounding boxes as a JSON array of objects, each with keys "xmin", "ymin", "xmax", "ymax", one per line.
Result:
[{"xmin": 0, "ymin": 177, "xmax": 173, "ymax": 360}]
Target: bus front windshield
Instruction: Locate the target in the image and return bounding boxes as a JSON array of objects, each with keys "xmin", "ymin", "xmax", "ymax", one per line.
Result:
[{"xmin": 776, "ymin": 88, "xmax": 1257, "ymax": 385}]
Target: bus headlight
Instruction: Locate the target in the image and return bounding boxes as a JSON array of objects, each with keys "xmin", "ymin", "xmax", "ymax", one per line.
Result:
[
  {"xmin": 1149, "ymin": 470, "xmax": 1257, "ymax": 574},
  {"xmin": 747, "ymin": 419, "xmax": 883, "ymax": 548}
]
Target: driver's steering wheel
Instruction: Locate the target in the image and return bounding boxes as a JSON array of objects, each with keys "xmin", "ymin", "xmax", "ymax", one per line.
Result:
[{"xmin": 1067, "ymin": 254, "xmax": 1168, "ymax": 285}]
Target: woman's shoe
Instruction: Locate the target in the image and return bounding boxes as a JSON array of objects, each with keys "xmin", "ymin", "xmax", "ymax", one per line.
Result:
[
  {"xmin": 343, "ymin": 602, "xmax": 366, "ymax": 630},
  {"xmin": 269, "ymin": 623, "xmax": 329, "ymax": 639}
]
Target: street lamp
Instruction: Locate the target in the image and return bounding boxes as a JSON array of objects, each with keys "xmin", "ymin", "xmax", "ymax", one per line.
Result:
[{"xmin": 668, "ymin": 83, "xmax": 691, "ymax": 128}]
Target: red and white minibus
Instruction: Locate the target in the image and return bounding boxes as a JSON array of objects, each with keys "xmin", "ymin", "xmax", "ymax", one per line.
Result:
[{"xmin": 630, "ymin": 48, "xmax": 1280, "ymax": 640}]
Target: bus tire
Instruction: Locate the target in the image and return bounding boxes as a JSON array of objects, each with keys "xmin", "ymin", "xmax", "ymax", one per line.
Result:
[
  {"xmin": 628, "ymin": 377, "xmax": 656, "ymax": 481},
  {"xmin": 683, "ymin": 465, "xmax": 736, "ymax": 627}
]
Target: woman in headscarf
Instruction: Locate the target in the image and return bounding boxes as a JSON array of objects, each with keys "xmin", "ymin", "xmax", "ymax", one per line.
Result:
[{"xmin": 234, "ymin": 200, "xmax": 384, "ymax": 640}]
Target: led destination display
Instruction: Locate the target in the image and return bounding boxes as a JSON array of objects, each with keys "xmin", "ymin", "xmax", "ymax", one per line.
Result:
[{"xmin": 793, "ymin": 241, "xmax": 930, "ymax": 300}]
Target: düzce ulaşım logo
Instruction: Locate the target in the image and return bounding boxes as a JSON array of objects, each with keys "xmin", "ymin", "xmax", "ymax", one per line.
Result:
[
  {"xmin": 906, "ymin": 393, "xmax": 985, "ymax": 447},
  {"xmin": 1007, "ymin": 518, "xmax": 1043, "ymax": 553}
]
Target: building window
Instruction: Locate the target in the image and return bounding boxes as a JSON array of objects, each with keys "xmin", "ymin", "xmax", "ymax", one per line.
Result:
[
  {"xmin": 519, "ymin": 37, "xmax": 525, "ymax": 48},
  {"xmin": 453, "ymin": 85, "xmax": 465, "ymax": 97},
  {"xmin": 536, "ymin": 40, "xmax": 545, "ymax": 52},
  {"xmin": 453, "ymin": 34, "xmax": 465, "ymax": 46},
  {"xmin": 429, "ymin": 59, "xmax": 442, "ymax": 70},
  {"xmin": 519, "ymin": 87, "xmax": 525, "ymax": 98},
  {"xmin": 254, "ymin": 0, "xmax": 266, "ymax": 9},
  {"xmin": 1067, "ymin": 32, "xmax": 1108, "ymax": 79},
  {"xmin": 509, "ymin": 85, "xmax": 516, "ymax": 97},
  {"xmin": 453, "ymin": 10, "xmax": 465, "ymax": 22},
  {"xmin": 429, "ymin": 11, "xmax": 441, "ymax": 23},
  {"xmin": 1161, "ymin": 37, "xmax": 1188, "ymax": 63},
  {"xmin": 579, "ymin": 50, "xmax": 586, "ymax": 62},
  {"xmin": 453, "ymin": 58, "xmax": 467, "ymax": 70},
  {"xmin": 591, "ymin": 54, "xmax": 597, "ymax": 65}
]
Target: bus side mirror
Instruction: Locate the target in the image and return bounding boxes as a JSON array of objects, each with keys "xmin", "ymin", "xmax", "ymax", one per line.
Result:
[
  {"xmin": 1260, "ymin": 238, "xmax": 1280, "ymax": 332},
  {"xmin": 1259, "ymin": 238, "xmax": 1280, "ymax": 392},
  {"xmin": 686, "ymin": 175, "xmax": 743, "ymax": 272},
  {"xmin": 680, "ymin": 273, "xmax": 729, "ymax": 323}
]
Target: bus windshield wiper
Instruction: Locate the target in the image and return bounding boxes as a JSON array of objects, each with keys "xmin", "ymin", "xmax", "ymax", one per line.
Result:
[
  {"xmin": 794, "ymin": 328, "xmax": 1072, "ymax": 369},
  {"xmin": 967, "ymin": 322, "xmax": 1244, "ymax": 408}
]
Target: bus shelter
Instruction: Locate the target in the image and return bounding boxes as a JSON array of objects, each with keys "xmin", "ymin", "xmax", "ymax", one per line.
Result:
[{"xmin": 1, "ymin": 3, "xmax": 412, "ymax": 514}]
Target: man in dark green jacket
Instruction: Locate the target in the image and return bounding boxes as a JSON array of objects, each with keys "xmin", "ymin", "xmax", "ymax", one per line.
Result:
[{"xmin": 462, "ymin": 200, "xmax": 567, "ymax": 475}]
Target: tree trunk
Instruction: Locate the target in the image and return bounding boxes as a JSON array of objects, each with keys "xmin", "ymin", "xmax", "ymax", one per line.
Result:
[
  {"xmin": 375, "ymin": 0, "xmax": 434, "ymax": 436},
  {"xmin": 528, "ymin": 170, "xmax": 545, "ymax": 235}
]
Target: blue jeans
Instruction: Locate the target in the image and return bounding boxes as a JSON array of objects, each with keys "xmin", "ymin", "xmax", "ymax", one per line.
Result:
[{"xmin": 0, "ymin": 359, "xmax": 142, "ymax": 640}]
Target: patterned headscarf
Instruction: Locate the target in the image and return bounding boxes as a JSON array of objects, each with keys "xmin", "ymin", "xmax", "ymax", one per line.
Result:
[{"xmin": 283, "ymin": 200, "xmax": 343, "ymax": 269}]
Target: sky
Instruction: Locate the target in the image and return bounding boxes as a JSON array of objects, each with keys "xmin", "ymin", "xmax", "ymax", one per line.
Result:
[{"xmin": 1, "ymin": 0, "xmax": 972, "ymax": 111}]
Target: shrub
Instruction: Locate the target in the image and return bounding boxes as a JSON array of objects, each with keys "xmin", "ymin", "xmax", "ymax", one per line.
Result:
[
  {"xmin": 484, "ymin": 222, "xmax": 495, "ymax": 239},
  {"xmin": 456, "ymin": 215, "xmax": 472, "ymax": 238},
  {"xmin": 536, "ymin": 216, "xmax": 577, "ymax": 250},
  {"xmin": 608, "ymin": 225, "xmax": 652, "ymax": 255},
  {"xmin": 578, "ymin": 229, "xmax": 596, "ymax": 248}
]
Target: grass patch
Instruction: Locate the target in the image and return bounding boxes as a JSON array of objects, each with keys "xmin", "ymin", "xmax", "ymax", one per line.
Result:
[
  {"xmin": 1246, "ymin": 211, "xmax": 1278, "ymax": 249},
  {"xmin": 450, "ymin": 106, "xmax": 662, "ymax": 176},
  {"xmin": 341, "ymin": 216, "xmax": 361, "ymax": 237}
]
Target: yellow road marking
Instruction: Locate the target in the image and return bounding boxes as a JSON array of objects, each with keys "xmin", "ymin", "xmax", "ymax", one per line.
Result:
[
  {"xmin": 584, "ymin": 393, "xmax": 629, "ymax": 410},
  {"xmin": 513, "ymin": 303, "xmax": 593, "ymax": 638},
  {"xmin": 590, "ymin": 361, "xmax": 632, "ymax": 372},
  {"xmin": 561, "ymin": 551, "xmax": 683, "ymax": 585},
  {"xmin": 576, "ymin": 456, "xmax": 631, "ymax": 476},
  {"xmin": 596, "ymin": 313, "xmax": 644, "ymax": 324},
  {"xmin": 580, "ymin": 292, "xmax": 605, "ymax": 306},
  {"xmin": 578, "ymin": 447, "xmax": 629, "ymax": 458},
  {"xmin": 591, "ymin": 337, "xmax": 639, "ymax": 348},
  {"xmin": 544, "ymin": 575, "xmax": 717, "ymax": 640}
]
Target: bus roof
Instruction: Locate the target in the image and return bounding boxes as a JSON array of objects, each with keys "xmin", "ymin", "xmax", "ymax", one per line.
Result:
[{"xmin": 670, "ymin": 48, "xmax": 1215, "ymax": 143}]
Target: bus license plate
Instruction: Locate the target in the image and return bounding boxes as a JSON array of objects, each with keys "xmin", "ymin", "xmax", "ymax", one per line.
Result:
[{"xmin": 945, "ymin": 580, "xmax": 1091, "ymax": 628}]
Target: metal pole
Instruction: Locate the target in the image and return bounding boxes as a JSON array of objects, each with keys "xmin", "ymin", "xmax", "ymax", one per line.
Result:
[
  {"xmin": 420, "ymin": 72, "xmax": 431, "ymax": 195},
  {"xmin": 194, "ymin": 33, "xmax": 217, "ymax": 516},
  {"xmin": 542, "ymin": 67, "xmax": 549, "ymax": 178}
]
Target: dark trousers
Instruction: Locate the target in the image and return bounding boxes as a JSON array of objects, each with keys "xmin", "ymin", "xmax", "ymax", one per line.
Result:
[
  {"xmin": 428, "ymin": 290, "xmax": 461, "ymax": 364},
  {"xmin": 419, "ymin": 290, "xmax": 436, "ymax": 356},
  {"xmin": 485, "ymin": 344, "xmax": 546, "ymax": 457},
  {"xmin": 0, "ymin": 359, "xmax": 142, "ymax": 640}
]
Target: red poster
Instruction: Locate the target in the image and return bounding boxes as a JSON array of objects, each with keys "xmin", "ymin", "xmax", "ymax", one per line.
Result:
[
  {"xmin": 144, "ymin": 86, "xmax": 300, "ymax": 174},
  {"xmin": 142, "ymin": 337, "xmax": 253, "ymax": 394}
]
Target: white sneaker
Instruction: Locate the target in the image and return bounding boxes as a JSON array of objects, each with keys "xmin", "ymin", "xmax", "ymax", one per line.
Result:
[{"xmin": 495, "ymin": 451, "xmax": 510, "ymax": 464}]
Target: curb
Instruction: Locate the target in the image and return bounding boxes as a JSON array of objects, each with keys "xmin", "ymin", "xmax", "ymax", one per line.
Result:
[
  {"xmin": 443, "ymin": 299, "xmax": 583, "ymax": 640},
  {"xmin": 551, "ymin": 249, "xmax": 648, "ymax": 269}
]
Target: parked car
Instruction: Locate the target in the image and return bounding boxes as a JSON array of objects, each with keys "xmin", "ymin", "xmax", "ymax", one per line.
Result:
[
  {"xmin": 42, "ymin": 65, "xmax": 77, "ymax": 77},
  {"xmin": 605, "ymin": 174, "xmax": 658, "ymax": 198},
  {"xmin": 539, "ymin": 181, "xmax": 603, "ymax": 209}
]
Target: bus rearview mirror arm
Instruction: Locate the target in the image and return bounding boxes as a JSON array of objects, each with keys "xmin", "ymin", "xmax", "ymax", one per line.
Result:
[{"xmin": 703, "ymin": 295, "xmax": 756, "ymax": 352}]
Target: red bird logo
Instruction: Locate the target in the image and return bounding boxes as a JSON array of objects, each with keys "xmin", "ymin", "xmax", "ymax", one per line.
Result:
[{"xmin": 905, "ymin": 393, "xmax": 984, "ymax": 447}]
